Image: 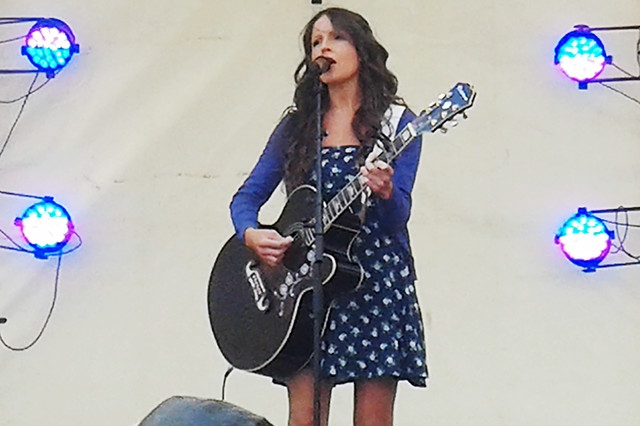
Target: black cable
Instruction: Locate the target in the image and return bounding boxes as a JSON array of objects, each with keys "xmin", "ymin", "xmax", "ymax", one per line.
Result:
[
  {"xmin": 0, "ymin": 252, "xmax": 62, "ymax": 351},
  {"xmin": 0, "ymin": 231, "xmax": 82, "ymax": 256},
  {"xmin": 0, "ymin": 190, "xmax": 46, "ymax": 199},
  {"xmin": 636, "ymin": 29, "xmax": 640, "ymax": 70},
  {"xmin": 58, "ymin": 232, "xmax": 83, "ymax": 255},
  {"xmin": 599, "ymin": 219, "xmax": 640, "ymax": 229},
  {"xmin": 613, "ymin": 210, "xmax": 640, "ymax": 260},
  {"xmin": 594, "ymin": 61, "xmax": 640, "ymax": 106},
  {"xmin": 598, "ymin": 82, "xmax": 640, "ymax": 106},
  {"xmin": 0, "ymin": 35, "xmax": 24, "ymax": 44},
  {"xmin": 610, "ymin": 237, "xmax": 640, "ymax": 261},
  {"xmin": 0, "ymin": 227, "xmax": 29, "ymax": 250},
  {"xmin": 221, "ymin": 366, "xmax": 234, "ymax": 400},
  {"xmin": 597, "ymin": 211, "xmax": 640, "ymax": 261},
  {"xmin": 613, "ymin": 210, "xmax": 629, "ymax": 248},
  {"xmin": 0, "ymin": 245, "xmax": 29, "ymax": 253},
  {"xmin": 0, "ymin": 72, "xmax": 40, "ymax": 161},
  {"xmin": 610, "ymin": 62, "xmax": 637, "ymax": 78},
  {"xmin": 0, "ymin": 77, "xmax": 52, "ymax": 104},
  {"xmin": 619, "ymin": 247, "xmax": 640, "ymax": 261},
  {"xmin": 0, "ymin": 18, "xmax": 43, "ymax": 26}
]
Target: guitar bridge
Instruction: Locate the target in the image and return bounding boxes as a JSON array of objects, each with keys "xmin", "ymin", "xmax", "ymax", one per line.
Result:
[{"xmin": 245, "ymin": 261, "xmax": 270, "ymax": 312}]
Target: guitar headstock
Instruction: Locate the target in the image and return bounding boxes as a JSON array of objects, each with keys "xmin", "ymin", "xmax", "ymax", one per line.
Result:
[{"xmin": 413, "ymin": 82, "xmax": 476, "ymax": 135}]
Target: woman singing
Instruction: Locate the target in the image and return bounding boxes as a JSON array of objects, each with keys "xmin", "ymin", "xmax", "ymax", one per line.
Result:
[{"xmin": 229, "ymin": 7, "xmax": 428, "ymax": 426}]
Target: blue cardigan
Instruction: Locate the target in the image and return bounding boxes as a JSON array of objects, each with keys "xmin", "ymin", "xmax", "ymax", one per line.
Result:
[{"xmin": 230, "ymin": 108, "xmax": 423, "ymax": 250}]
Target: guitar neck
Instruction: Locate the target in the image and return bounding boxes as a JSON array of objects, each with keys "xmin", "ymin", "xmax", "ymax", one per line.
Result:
[
  {"xmin": 320, "ymin": 82, "xmax": 476, "ymax": 232},
  {"xmin": 321, "ymin": 123, "xmax": 418, "ymax": 231}
]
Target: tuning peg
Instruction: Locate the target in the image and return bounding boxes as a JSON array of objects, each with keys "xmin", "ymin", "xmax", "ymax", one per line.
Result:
[
  {"xmin": 438, "ymin": 120, "xmax": 459, "ymax": 134},
  {"xmin": 462, "ymin": 112, "xmax": 468, "ymax": 119}
]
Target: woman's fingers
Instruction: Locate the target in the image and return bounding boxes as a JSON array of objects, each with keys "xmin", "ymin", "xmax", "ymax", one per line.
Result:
[
  {"xmin": 262, "ymin": 233, "xmax": 293, "ymax": 265},
  {"xmin": 245, "ymin": 228, "xmax": 294, "ymax": 266},
  {"xmin": 360, "ymin": 160, "xmax": 394, "ymax": 199}
]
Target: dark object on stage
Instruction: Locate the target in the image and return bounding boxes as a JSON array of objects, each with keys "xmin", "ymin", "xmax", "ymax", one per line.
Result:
[
  {"xmin": 138, "ymin": 396, "xmax": 273, "ymax": 426},
  {"xmin": 207, "ymin": 82, "xmax": 477, "ymax": 378}
]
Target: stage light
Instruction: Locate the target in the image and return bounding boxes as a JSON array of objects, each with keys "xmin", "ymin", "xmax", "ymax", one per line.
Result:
[
  {"xmin": 555, "ymin": 208, "xmax": 613, "ymax": 272},
  {"xmin": 14, "ymin": 197, "xmax": 74, "ymax": 258},
  {"xmin": 21, "ymin": 18, "xmax": 79, "ymax": 77},
  {"xmin": 0, "ymin": 192, "xmax": 81, "ymax": 351},
  {"xmin": 554, "ymin": 28, "xmax": 609, "ymax": 84},
  {"xmin": 554, "ymin": 24, "xmax": 640, "ymax": 89}
]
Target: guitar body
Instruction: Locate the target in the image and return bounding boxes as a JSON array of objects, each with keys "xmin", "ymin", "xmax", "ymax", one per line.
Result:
[{"xmin": 208, "ymin": 185, "xmax": 364, "ymax": 378}]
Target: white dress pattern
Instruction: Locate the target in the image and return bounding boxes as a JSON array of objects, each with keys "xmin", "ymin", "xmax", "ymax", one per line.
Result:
[{"xmin": 315, "ymin": 146, "xmax": 427, "ymax": 386}]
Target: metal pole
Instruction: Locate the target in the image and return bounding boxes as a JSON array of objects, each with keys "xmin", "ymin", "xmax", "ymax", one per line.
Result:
[
  {"xmin": 586, "ymin": 25, "xmax": 640, "ymax": 32},
  {"xmin": 312, "ymin": 74, "xmax": 325, "ymax": 426},
  {"xmin": 589, "ymin": 206, "xmax": 640, "ymax": 214},
  {"xmin": 0, "ymin": 70, "xmax": 40, "ymax": 75}
]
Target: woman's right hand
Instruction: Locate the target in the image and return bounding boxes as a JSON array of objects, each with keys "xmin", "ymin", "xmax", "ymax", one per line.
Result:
[{"xmin": 244, "ymin": 228, "xmax": 294, "ymax": 267}]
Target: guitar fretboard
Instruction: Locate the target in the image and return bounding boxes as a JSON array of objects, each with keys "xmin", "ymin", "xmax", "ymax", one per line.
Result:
[{"xmin": 321, "ymin": 123, "xmax": 418, "ymax": 231}]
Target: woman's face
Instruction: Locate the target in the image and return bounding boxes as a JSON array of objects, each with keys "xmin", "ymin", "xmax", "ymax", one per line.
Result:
[{"xmin": 310, "ymin": 15, "xmax": 359, "ymax": 86}]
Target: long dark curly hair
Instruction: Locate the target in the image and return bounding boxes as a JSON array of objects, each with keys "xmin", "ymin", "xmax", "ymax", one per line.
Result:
[{"xmin": 282, "ymin": 7, "xmax": 404, "ymax": 193}]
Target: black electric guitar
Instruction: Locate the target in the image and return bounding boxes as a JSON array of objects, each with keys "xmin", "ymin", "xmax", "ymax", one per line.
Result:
[{"xmin": 208, "ymin": 82, "xmax": 476, "ymax": 378}]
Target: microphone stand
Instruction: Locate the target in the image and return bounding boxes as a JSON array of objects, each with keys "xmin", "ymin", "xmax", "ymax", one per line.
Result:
[{"xmin": 312, "ymin": 72, "xmax": 325, "ymax": 426}]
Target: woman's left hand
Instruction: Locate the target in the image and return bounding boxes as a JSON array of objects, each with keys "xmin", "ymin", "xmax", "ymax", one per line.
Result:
[{"xmin": 360, "ymin": 159, "xmax": 394, "ymax": 200}]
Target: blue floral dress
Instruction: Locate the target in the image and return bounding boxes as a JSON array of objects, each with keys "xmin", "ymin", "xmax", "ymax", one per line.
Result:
[{"xmin": 315, "ymin": 146, "xmax": 427, "ymax": 387}]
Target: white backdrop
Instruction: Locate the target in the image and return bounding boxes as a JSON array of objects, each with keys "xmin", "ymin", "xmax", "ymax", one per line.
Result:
[{"xmin": 1, "ymin": 0, "xmax": 639, "ymax": 425}]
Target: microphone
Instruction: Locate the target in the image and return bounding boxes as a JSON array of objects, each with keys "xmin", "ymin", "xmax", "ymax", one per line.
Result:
[
  {"xmin": 310, "ymin": 57, "xmax": 334, "ymax": 75},
  {"xmin": 0, "ymin": 318, "xmax": 7, "ymax": 324}
]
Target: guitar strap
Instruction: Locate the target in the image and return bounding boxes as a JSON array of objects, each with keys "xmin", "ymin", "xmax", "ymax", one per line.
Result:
[
  {"xmin": 370, "ymin": 103, "xmax": 406, "ymax": 162},
  {"xmin": 382, "ymin": 103, "xmax": 406, "ymax": 145},
  {"xmin": 358, "ymin": 104, "xmax": 406, "ymax": 215}
]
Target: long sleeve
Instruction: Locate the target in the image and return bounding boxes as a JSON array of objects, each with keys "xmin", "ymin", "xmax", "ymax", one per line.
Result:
[
  {"xmin": 377, "ymin": 108, "xmax": 423, "ymax": 233},
  {"xmin": 229, "ymin": 116, "xmax": 290, "ymax": 242}
]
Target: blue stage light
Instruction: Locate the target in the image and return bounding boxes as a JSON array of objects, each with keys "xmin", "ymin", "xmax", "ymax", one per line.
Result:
[
  {"xmin": 554, "ymin": 28, "xmax": 608, "ymax": 83},
  {"xmin": 21, "ymin": 18, "xmax": 79, "ymax": 77},
  {"xmin": 555, "ymin": 208, "xmax": 613, "ymax": 272},
  {"xmin": 14, "ymin": 198, "xmax": 74, "ymax": 258}
]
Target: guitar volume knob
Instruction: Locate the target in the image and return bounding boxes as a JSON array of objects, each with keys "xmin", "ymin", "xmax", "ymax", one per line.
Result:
[
  {"xmin": 300, "ymin": 263, "xmax": 310, "ymax": 275},
  {"xmin": 307, "ymin": 249, "xmax": 315, "ymax": 262},
  {"xmin": 279, "ymin": 284, "xmax": 288, "ymax": 297}
]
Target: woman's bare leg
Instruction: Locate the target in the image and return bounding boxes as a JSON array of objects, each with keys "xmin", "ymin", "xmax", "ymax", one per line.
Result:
[
  {"xmin": 353, "ymin": 377, "xmax": 398, "ymax": 426},
  {"xmin": 286, "ymin": 368, "xmax": 333, "ymax": 426}
]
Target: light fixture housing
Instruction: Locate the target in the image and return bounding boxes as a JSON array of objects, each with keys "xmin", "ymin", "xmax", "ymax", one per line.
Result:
[
  {"xmin": 555, "ymin": 208, "xmax": 614, "ymax": 272},
  {"xmin": 21, "ymin": 18, "xmax": 79, "ymax": 77},
  {"xmin": 14, "ymin": 198, "xmax": 75, "ymax": 258},
  {"xmin": 554, "ymin": 27, "xmax": 610, "ymax": 86}
]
